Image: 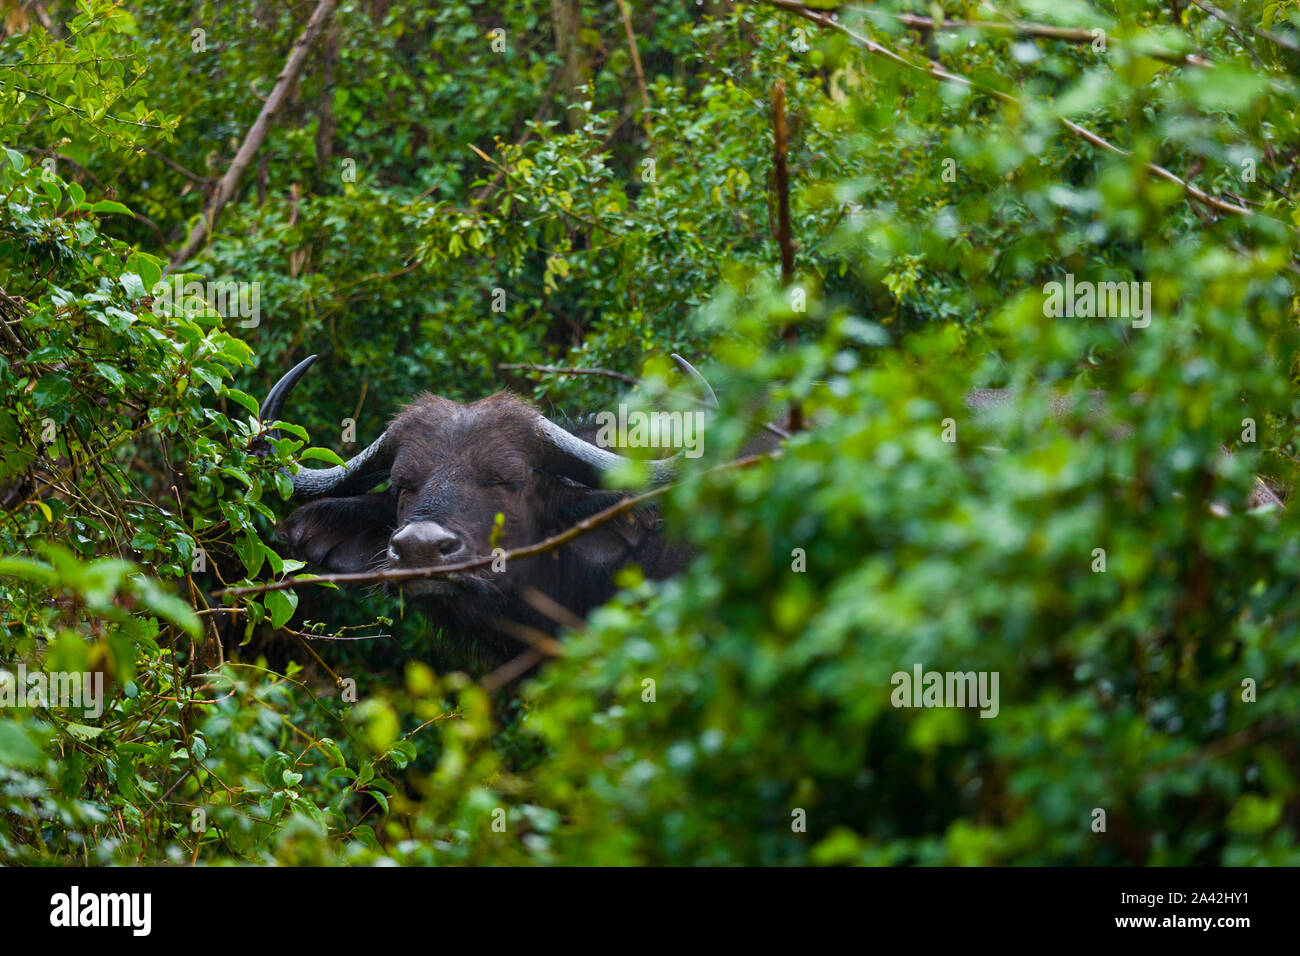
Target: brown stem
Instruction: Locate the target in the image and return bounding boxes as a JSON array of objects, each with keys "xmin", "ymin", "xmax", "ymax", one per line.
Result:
[
  {"xmin": 1189, "ymin": 0, "xmax": 1298, "ymax": 54},
  {"xmin": 773, "ymin": 81, "xmax": 796, "ymax": 290},
  {"xmin": 772, "ymin": 80, "xmax": 804, "ymax": 433},
  {"xmin": 550, "ymin": 0, "xmax": 589, "ymax": 132},
  {"xmin": 615, "ymin": 0, "xmax": 653, "ymax": 141}
]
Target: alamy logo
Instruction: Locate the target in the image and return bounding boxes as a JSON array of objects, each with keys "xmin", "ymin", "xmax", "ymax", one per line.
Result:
[
  {"xmin": 50, "ymin": 886, "xmax": 151, "ymax": 936},
  {"xmin": 1043, "ymin": 273, "xmax": 1151, "ymax": 328},
  {"xmin": 593, "ymin": 404, "xmax": 705, "ymax": 458},
  {"xmin": 890, "ymin": 665, "xmax": 1000, "ymax": 718},
  {"xmin": 0, "ymin": 664, "xmax": 103, "ymax": 718},
  {"xmin": 151, "ymin": 276, "xmax": 261, "ymax": 328}
]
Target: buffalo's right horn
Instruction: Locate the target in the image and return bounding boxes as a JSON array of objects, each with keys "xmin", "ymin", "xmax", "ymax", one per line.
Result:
[{"xmin": 258, "ymin": 354, "xmax": 395, "ymax": 500}]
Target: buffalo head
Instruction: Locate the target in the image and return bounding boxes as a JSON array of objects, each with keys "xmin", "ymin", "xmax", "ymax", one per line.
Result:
[{"xmin": 258, "ymin": 355, "xmax": 712, "ymax": 646}]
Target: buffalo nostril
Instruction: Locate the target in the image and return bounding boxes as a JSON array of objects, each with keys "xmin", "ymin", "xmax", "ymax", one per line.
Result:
[{"xmin": 389, "ymin": 522, "xmax": 463, "ymax": 566}]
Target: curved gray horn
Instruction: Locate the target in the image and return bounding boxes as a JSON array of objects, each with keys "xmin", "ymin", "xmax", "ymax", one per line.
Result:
[
  {"xmin": 260, "ymin": 353, "xmax": 320, "ymax": 435},
  {"xmin": 258, "ymin": 354, "xmax": 395, "ymax": 500},
  {"xmin": 535, "ymin": 415, "xmax": 679, "ymax": 485},
  {"xmin": 671, "ymin": 353, "xmax": 718, "ymax": 409},
  {"xmin": 534, "ymin": 354, "xmax": 717, "ymax": 486}
]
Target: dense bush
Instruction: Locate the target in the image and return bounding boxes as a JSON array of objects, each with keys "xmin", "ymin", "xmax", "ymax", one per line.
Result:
[{"xmin": 1, "ymin": 0, "xmax": 1298, "ymax": 864}]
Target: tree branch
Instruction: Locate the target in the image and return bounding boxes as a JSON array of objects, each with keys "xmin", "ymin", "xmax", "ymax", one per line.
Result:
[
  {"xmin": 1189, "ymin": 0, "xmax": 1300, "ymax": 55},
  {"xmin": 772, "ymin": 79, "xmax": 804, "ymax": 434},
  {"xmin": 772, "ymin": 80, "xmax": 796, "ymax": 290},
  {"xmin": 763, "ymin": 0, "xmax": 1263, "ymax": 222},
  {"xmin": 614, "ymin": 0, "xmax": 654, "ymax": 141},
  {"xmin": 138, "ymin": 146, "xmax": 214, "ymax": 186},
  {"xmin": 892, "ymin": 11, "xmax": 1213, "ymax": 68},
  {"xmin": 169, "ymin": 0, "xmax": 340, "ymax": 268},
  {"xmin": 498, "ymin": 362, "xmax": 640, "ymax": 385}
]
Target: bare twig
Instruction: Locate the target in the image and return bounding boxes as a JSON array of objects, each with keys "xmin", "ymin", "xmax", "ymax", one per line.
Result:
[
  {"xmin": 138, "ymin": 146, "xmax": 214, "ymax": 186},
  {"xmin": 481, "ymin": 648, "xmax": 547, "ymax": 692},
  {"xmin": 0, "ymin": 286, "xmax": 27, "ymax": 349},
  {"xmin": 772, "ymin": 81, "xmax": 796, "ymax": 290},
  {"xmin": 496, "ymin": 617, "xmax": 565, "ymax": 657}
]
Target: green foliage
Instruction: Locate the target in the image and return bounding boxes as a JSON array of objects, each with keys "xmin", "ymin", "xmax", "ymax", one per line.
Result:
[{"xmin": 2, "ymin": 0, "xmax": 1299, "ymax": 865}]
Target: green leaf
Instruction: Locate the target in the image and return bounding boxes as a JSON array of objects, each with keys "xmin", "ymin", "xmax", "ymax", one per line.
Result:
[
  {"xmin": 32, "ymin": 374, "xmax": 72, "ymax": 409},
  {"xmin": 89, "ymin": 199, "xmax": 133, "ymax": 215},
  {"xmin": 115, "ymin": 758, "xmax": 140, "ymax": 802},
  {"xmin": 0, "ymin": 720, "xmax": 45, "ymax": 769},
  {"xmin": 120, "ymin": 272, "xmax": 146, "ymax": 300},
  {"xmin": 300, "ymin": 447, "xmax": 348, "ymax": 467},
  {"xmin": 233, "ymin": 533, "xmax": 265, "ymax": 577},
  {"xmin": 93, "ymin": 362, "xmax": 126, "ymax": 389},
  {"xmin": 64, "ymin": 722, "xmax": 104, "ymax": 741},
  {"xmin": 265, "ymin": 588, "xmax": 298, "ymax": 629},
  {"xmin": 227, "ymin": 389, "xmax": 260, "ymax": 417}
]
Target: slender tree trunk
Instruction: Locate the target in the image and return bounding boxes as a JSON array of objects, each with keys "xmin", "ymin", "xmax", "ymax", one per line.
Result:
[{"xmin": 314, "ymin": 17, "xmax": 340, "ymax": 191}]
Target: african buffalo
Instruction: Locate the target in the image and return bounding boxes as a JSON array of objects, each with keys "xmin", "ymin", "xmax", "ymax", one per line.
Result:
[
  {"xmin": 259, "ymin": 355, "xmax": 724, "ymax": 657},
  {"xmin": 257, "ymin": 360, "xmax": 1280, "ymax": 662}
]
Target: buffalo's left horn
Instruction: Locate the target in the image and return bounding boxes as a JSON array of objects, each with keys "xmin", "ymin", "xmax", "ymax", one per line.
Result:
[
  {"xmin": 534, "ymin": 354, "xmax": 718, "ymax": 486},
  {"xmin": 672, "ymin": 353, "xmax": 718, "ymax": 409}
]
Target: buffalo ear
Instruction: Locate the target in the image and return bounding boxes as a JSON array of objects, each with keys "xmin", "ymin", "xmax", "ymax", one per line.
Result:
[
  {"xmin": 548, "ymin": 483, "xmax": 662, "ymax": 572},
  {"xmin": 277, "ymin": 490, "xmax": 396, "ymax": 574}
]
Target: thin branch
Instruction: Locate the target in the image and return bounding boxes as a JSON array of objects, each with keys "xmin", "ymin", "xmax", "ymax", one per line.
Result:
[
  {"xmin": 498, "ymin": 362, "xmax": 640, "ymax": 385},
  {"xmin": 14, "ymin": 147, "xmax": 104, "ymax": 191},
  {"xmin": 614, "ymin": 0, "xmax": 654, "ymax": 141},
  {"xmin": 138, "ymin": 145, "xmax": 214, "ymax": 186},
  {"xmin": 496, "ymin": 617, "xmax": 565, "ymax": 657},
  {"xmin": 772, "ymin": 80, "xmax": 796, "ymax": 289},
  {"xmin": 169, "ymin": 0, "xmax": 340, "ymax": 267},
  {"xmin": 11, "ymin": 84, "xmax": 166, "ymax": 129},
  {"xmin": 763, "ymin": 1, "xmax": 1264, "ymax": 222},
  {"xmin": 213, "ymin": 452, "xmax": 776, "ymax": 598},
  {"xmin": 893, "ymin": 12, "xmax": 1212, "ymax": 68},
  {"xmin": 772, "ymin": 79, "xmax": 804, "ymax": 434},
  {"xmin": 481, "ymin": 648, "xmax": 546, "ymax": 692},
  {"xmin": 0, "ymin": 286, "xmax": 27, "ymax": 349},
  {"xmin": 1189, "ymin": 0, "xmax": 1300, "ymax": 54}
]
